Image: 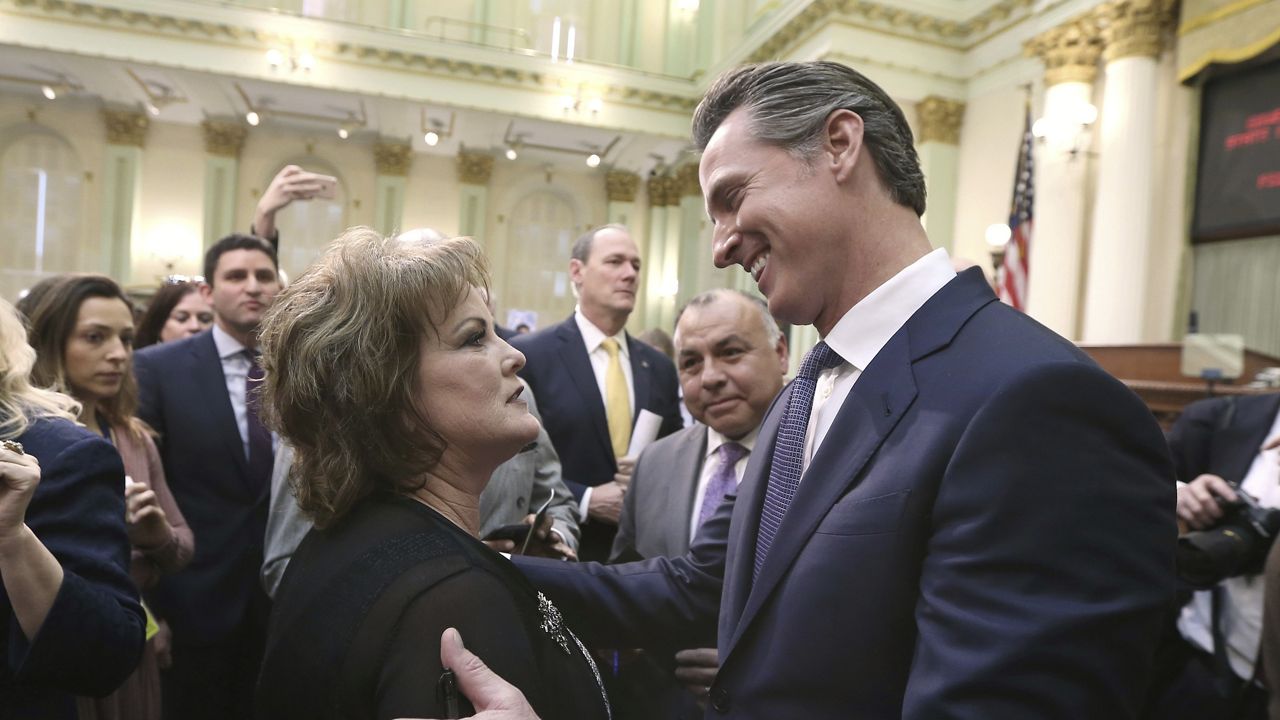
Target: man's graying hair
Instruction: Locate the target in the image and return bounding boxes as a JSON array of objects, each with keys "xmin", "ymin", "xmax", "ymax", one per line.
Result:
[
  {"xmin": 692, "ymin": 61, "xmax": 926, "ymax": 217},
  {"xmin": 570, "ymin": 223, "xmax": 629, "ymax": 263},
  {"xmin": 676, "ymin": 289, "xmax": 783, "ymax": 346}
]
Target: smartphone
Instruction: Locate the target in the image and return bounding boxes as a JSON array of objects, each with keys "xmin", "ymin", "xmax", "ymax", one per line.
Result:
[
  {"xmin": 482, "ymin": 495, "xmax": 554, "ymax": 553},
  {"xmin": 312, "ymin": 173, "xmax": 338, "ymax": 200}
]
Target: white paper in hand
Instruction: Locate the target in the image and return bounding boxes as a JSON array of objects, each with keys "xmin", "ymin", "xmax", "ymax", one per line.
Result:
[{"xmin": 628, "ymin": 409, "xmax": 663, "ymax": 457}]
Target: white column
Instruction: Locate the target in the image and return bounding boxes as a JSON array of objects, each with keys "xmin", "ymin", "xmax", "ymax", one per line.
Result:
[
  {"xmin": 642, "ymin": 174, "xmax": 674, "ymax": 331},
  {"xmin": 374, "ymin": 142, "xmax": 412, "ymax": 236},
  {"xmin": 1027, "ymin": 81, "xmax": 1095, "ymax": 339},
  {"xmin": 100, "ymin": 109, "xmax": 148, "ymax": 283},
  {"xmin": 1080, "ymin": 0, "xmax": 1174, "ymax": 343},
  {"xmin": 915, "ymin": 96, "xmax": 965, "ymax": 254},
  {"xmin": 201, "ymin": 120, "xmax": 247, "ymax": 247}
]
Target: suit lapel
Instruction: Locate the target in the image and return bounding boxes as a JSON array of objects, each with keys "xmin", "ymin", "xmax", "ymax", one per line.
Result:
[
  {"xmin": 191, "ymin": 332, "xmax": 249, "ymax": 479},
  {"xmin": 1224, "ymin": 394, "xmax": 1280, "ymax": 483},
  {"xmin": 627, "ymin": 334, "xmax": 653, "ymax": 421},
  {"xmin": 721, "ymin": 269, "xmax": 998, "ymax": 660},
  {"xmin": 554, "ymin": 319, "xmax": 614, "ymax": 464}
]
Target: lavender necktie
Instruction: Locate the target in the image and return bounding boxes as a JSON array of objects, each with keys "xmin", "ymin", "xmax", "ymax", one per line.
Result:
[
  {"xmin": 697, "ymin": 442, "xmax": 748, "ymax": 531},
  {"xmin": 245, "ymin": 350, "xmax": 274, "ymax": 486},
  {"xmin": 754, "ymin": 341, "xmax": 844, "ymax": 581}
]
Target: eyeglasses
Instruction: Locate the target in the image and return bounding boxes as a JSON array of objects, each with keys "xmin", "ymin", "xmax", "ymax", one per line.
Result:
[{"xmin": 163, "ymin": 274, "xmax": 205, "ymax": 285}]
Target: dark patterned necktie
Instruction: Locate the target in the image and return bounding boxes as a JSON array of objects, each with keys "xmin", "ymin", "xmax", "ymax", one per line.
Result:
[
  {"xmin": 697, "ymin": 442, "xmax": 748, "ymax": 531},
  {"xmin": 754, "ymin": 341, "xmax": 844, "ymax": 581},
  {"xmin": 245, "ymin": 350, "xmax": 274, "ymax": 486}
]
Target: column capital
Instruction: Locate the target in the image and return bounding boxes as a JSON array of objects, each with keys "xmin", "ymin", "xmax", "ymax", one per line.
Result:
[
  {"xmin": 674, "ymin": 162, "xmax": 702, "ymax": 198},
  {"xmin": 647, "ymin": 174, "xmax": 678, "ymax": 207},
  {"xmin": 374, "ymin": 141, "xmax": 413, "ymax": 176},
  {"xmin": 201, "ymin": 120, "xmax": 247, "ymax": 158},
  {"xmin": 1024, "ymin": 17, "xmax": 1105, "ymax": 86},
  {"xmin": 103, "ymin": 108, "xmax": 149, "ymax": 147},
  {"xmin": 916, "ymin": 96, "xmax": 966, "ymax": 145},
  {"xmin": 605, "ymin": 170, "xmax": 640, "ymax": 202},
  {"xmin": 456, "ymin": 150, "xmax": 494, "ymax": 185},
  {"xmin": 1094, "ymin": 0, "xmax": 1178, "ymax": 61}
]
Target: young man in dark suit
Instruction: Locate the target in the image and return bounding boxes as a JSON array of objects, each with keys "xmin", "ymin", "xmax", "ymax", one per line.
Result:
[
  {"xmin": 511, "ymin": 225, "xmax": 683, "ymax": 562},
  {"xmin": 457, "ymin": 60, "xmax": 1178, "ymax": 720},
  {"xmin": 134, "ymin": 234, "xmax": 281, "ymax": 720}
]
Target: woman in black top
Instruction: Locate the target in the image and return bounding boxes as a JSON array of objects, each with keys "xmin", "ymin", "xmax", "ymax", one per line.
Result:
[{"xmin": 254, "ymin": 229, "xmax": 609, "ymax": 720}]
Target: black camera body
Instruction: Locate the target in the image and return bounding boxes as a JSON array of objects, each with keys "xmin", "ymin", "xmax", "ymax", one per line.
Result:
[{"xmin": 1177, "ymin": 484, "xmax": 1280, "ymax": 589}]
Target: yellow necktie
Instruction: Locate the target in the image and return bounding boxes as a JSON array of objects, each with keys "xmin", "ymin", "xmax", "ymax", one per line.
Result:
[{"xmin": 601, "ymin": 338, "xmax": 631, "ymax": 459}]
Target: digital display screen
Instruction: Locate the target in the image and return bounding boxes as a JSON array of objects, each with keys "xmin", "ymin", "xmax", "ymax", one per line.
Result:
[{"xmin": 1193, "ymin": 59, "xmax": 1280, "ymax": 242}]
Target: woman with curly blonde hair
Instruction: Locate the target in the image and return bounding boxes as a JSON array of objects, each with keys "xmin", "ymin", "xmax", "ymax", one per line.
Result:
[
  {"xmin": 255, "ymin": 229, "xmax": 609, "ymax": 720},
  {"xmin": 0, "ymin": 297, "xmax": 144, "ymax": 718}
]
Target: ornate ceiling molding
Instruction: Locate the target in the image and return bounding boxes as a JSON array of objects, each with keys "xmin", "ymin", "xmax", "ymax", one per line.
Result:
[
  {"xmin": 747, "ymin": 0, "xmax": 1040, "ymax": 61},
  {"xmin": 7, "ymin": 0, "xmax": 697, "ymax": 113}
]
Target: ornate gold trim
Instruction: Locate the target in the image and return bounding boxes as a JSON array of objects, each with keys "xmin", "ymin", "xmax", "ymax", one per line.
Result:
[
  {"xmin": 917, "ymin": 96, "xmax": 966, "ymax": 144},
  {"xmin": 647, "ymin": 174, "xmax": 678, "ymax": 208},
  {"xmin": 374, "ymin": 141, "xmax": 412, "ymax": 176},
  {"xmin": 1178, "ymin": 23, "xmax": 1280, "ymax": 80},
  {"xmin": 1024, "ymin": 17, "xmax": 1104, "ymax": 86},
  {"xmin": 1094, "ymin": 0, "xmax": 1179, "ymax": 60},
  {"xmin": 201, "ymin": 119, "xmax": 246, "ymax": 157},
  {"xmin": 1178, "ymin": 0, "xmax": 1269, "ymax": 36},
  {"xmin": 102, "ymin": 108, "xmax": 147, "ymax": 146},
  {"xmin": 674, "ymin": 163, "xmax": 702, "ymax": 198},
  {"xmin": 605, "ymin": 170, "xmax": 640, "ymax": 203},
  {"xmin": 457, "ymin": 150, "xmax": 494, "ymax": 185}
]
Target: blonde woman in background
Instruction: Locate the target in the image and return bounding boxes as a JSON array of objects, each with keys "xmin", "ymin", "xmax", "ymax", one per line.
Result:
[{"xmin": 0, "ymin": 297, "xmax": 144, "ymax": 718}]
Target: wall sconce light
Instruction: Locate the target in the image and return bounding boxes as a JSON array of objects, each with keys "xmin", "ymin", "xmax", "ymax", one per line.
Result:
[
  {"xmin": 0, "ymin": 71, "xmax": 81, "ymax": 101},
  {"xmin": 985, "ymin": 223, "xmax": 1011, "ymax": 282},
  {"xmin": 1031, "ymin": 102, "xmax": 1097, "ymax": 159},
  {"xmin": 127, "ymin": 68, "xmax": 187, "ymax": 118},
  {"xmin": 558, "ymin": 86, "xmax": 604, "ymax": 118},
  {"xmin": 421, "ymin": 109, "xmax": 455, "ymax": 147},
  {"xmin": 266, "ymin": 44, "xmax": 315, "ymax": 74}
]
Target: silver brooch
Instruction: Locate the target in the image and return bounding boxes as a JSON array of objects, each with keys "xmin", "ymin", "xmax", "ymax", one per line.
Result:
[{"xmin": 537, "ymin": 592, "xmax": 571, "ymax": 655}]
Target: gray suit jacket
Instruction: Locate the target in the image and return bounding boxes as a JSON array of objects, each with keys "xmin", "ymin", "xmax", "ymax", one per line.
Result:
[
  {"xmin": 611, "ymin": 424, "xmax": 709, "ymax": 562},
  {"xmin": 261, "ymin": 383, "xmax": 581, "ymax": 597}
]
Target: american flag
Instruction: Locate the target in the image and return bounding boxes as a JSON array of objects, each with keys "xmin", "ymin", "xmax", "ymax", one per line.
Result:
[{"xmin": 999, "ymin": 107, "xmax": 1033, "ymax": 311}]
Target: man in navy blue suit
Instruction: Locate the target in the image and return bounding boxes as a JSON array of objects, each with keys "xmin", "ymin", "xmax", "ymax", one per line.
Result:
[
  {"xmin": 511, "ymin": 225, "xmax": 683, "ymax": 562},
  {"xmin": 134, "ymin": 234, "xmax": 281, "ymax": 720},
  {"xmin": 443, "ymin": 61, "xmax": 1178, "ymax": 720}
]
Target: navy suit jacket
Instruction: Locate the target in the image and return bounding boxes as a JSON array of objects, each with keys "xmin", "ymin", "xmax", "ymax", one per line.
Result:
[
  {"xmin": 512, "ymin": 315, "xmax": 682, "ymax": 561},
  {"xmin": 520, "ymin": 269, "xmax": 1177, "ymax": 718},
  {"xmin": 1166, "ymin": 392, "xmax": 1280, "ymax": 487},
  {"xmin": 134, "ymin": 330, "xmax": 270, "ymax": 647},
  {"xmin": 2, "ymin": 417, "xmax": 144, "ymax": 719}
]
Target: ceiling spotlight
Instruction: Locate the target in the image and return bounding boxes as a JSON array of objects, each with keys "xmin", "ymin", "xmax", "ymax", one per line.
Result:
[
  {"xmin": 298, "ymin": 52, "xmax": 315, "ymax": 72},
  {"xmin": 145, "ymin": 101, "xmax": 161, "ymax": 117},
  {"xmin": 246, "ymin": 110, "xmax": 260, "ymax": 126},
  {"xmin": 586, "ymin": 98, "xmax": 603, "ymax": 115},
  {"xmin": 337, "ymin": 127, "xmax": 350, "ymax": 139},
  {"xmin": 41, "ymin": 84, "xmax": 56, "ymax": 100},
  {"xmin": 266, "ymin": 48, "xmax": 284, "ymax": 68},
  {"xmin": 586, "ymin": 153, "xmax": 601, "ymax": 168},
  {"xmin": 560, "ymin": 94, "xmax": 576, "ymax": 112},
  {"xmin": 424, "ymin": 131, "xmax": 440, "ymax": 146},
  {"xmin": 505, "ymin": 146, "xmax": 519, "ymax": 161}
]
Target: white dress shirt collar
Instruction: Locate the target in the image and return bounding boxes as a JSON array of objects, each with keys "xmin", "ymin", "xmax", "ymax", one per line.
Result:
[
  {"xmin": 211, "ymin": 323, "xmax": 249, "ymax": 361},
  {"xmin": 823, "ymin": 248, "xmax": 957, "ymax": 371},
  {"xmin": 574, "ymin": 306, "xmax": 629, "ymax": 360},
  {"xmin": 704, "ymin": 424, "xmax": 759, "ymax": 461}
]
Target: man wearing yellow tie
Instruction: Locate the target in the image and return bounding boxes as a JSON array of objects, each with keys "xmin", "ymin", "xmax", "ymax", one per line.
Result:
[{"xmin": 512, "ymin": 224, "xmax": 684, "ymax": 562}]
